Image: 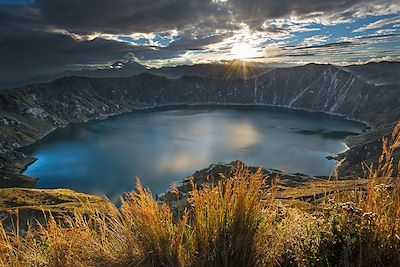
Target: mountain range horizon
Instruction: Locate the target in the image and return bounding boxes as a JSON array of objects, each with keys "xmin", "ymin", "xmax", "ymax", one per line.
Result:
[{"xmin": 2, "ymin": 59, "xmax": 399, "ymax": 90}]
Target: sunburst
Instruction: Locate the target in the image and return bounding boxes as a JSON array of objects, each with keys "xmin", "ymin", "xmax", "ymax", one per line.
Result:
[{"xmin": 231, "ymin": 42, "xmax": 258, "ymax": 59}]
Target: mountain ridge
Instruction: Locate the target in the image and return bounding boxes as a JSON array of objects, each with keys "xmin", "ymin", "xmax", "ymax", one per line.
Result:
[{"xmin": 4, "ymin": 60, "xmax": 398, "ymax": 90}]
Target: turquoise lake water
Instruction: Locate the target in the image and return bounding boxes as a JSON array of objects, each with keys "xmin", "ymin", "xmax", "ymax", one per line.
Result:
[{"xmin": 22, "ymin": 105, "xmax": 367, "ymax": 202}]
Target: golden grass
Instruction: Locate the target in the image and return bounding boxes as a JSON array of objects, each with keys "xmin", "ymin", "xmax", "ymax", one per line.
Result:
[
  {"xmin": 0, "ymin": 122, "xmax": 399, "ymax": 267},
  {"xmin": 0, "ymin": 188, "xmax": 108, "ymax": 212}
]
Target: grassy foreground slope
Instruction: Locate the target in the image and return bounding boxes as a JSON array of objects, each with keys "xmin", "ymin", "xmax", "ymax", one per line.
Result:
[{"xmin": 0, "ymin": 122, "xmax": 399, "ymax": 267}]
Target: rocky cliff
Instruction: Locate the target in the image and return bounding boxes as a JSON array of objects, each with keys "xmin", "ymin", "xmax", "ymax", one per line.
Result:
[{"xmin": 0, "ymin": 63, "xmax": 399, "ymax": 185}]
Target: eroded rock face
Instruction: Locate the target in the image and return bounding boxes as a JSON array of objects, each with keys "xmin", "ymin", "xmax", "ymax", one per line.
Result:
[{"xmin": 0, "ymin": 63, "xmax": 399, "ymax": 185}]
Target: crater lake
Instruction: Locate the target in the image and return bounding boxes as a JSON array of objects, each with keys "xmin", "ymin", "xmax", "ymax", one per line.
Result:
[{"xmin": 21, "ymin": 105, "xmax": 367, "ymax": 202}]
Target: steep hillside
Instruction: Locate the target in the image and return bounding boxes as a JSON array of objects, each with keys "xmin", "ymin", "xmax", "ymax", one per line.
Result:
[
  {"xmin": 0, "ymin": 63, "xmax": 399, "ymax": 184},
  {"xmin": 342, "ymin": 61, "xmax": 400, "ymax": 86}
]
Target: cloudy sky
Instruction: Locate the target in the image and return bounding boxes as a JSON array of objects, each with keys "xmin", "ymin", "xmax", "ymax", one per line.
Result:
[{"xmin": 0, "ymin": 0, "xmax": 399, "ymax": 87}]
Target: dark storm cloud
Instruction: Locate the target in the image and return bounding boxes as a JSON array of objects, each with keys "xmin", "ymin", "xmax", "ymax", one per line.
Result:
[
  {"xmin": 0, "ymin": 5, "xmax": 40, "ymax": 30},
  {"xmin": 33, "ymin": 0, "xmax": 393, "ymax": 34},
  {"xmin": 266, "ymin": 41, "xmax": 360, "ymax": 59},
  {"xmin": 0, "ymin": 2, "xmax": 211, "ymax": 88},
  {"xmin": 34, "ymin": 0, "xmax": 231, "ymax": 34},
  {"xmin": 294, "ymin": 41, "xmax": 355, "ymax": 50},
  {"xmin": 131, "ymin": 47, "xmax": 185, "ymax": 60},
  {"xmin": 229, "ymin": 0, "xmax": 379, "ymax": 26},
  {"xmin": 231, "ymin": 0, "xmax": 365, "ymax": 17},
  {"xmin": 357, "ymin": 33, "xmax": 400, "ymax": 40},
  {"xmin": 167, "ymin": 33, "xmax": 233, "ymax": 51},
  {"xmin": 0, "ymin": 34, "xmax": 136, "ymax": 88}
]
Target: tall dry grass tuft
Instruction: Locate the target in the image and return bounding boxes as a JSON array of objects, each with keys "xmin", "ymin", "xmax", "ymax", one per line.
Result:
[
  {"xmin": 0, "ymin": 214, "xmax": 18, "ymax": 266},
  {"xmin": 120, "ymin": 178, "xmax": 189, "ymax": 266},
  {"xmin": 186, "ymin": 167, "xmax": 270, "ymax": 267},
  {"xmin": 360, "ymin": 122, "xmax": 400, "ymax": 265},
  {"xmin": 322, "ymin": 121, "xmax": 400, "ymax": 266}
]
